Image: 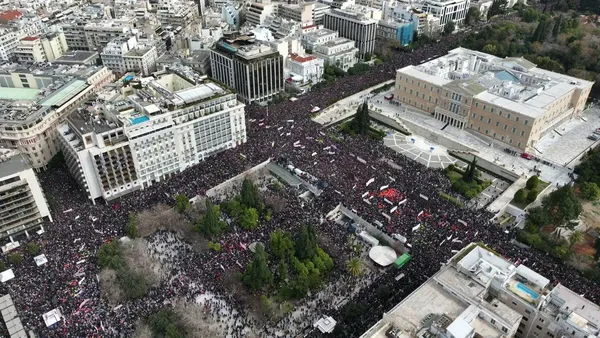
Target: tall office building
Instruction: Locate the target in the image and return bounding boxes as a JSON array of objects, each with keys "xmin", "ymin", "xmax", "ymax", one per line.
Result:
[
  {"xmin": 210, "ymin": 34, "xmax": 284, "ymax": 104},
  {"xmin": 323, "ymin": 7, "xmax": 378, "ymax": 59},
  {"xmin": 58, "ymin": 66, "xmax": 246, "ymax": 202},
  {"xmin": 0, "ymin": 154, "xmax": 52, "ymax": 240},
  {"xmin": 362, "ymin": 243, "xmax": 600, "ymax": 338},
  {"xmin": 422, "ymin": 0, "xmax": 470, "ymax": 26}
]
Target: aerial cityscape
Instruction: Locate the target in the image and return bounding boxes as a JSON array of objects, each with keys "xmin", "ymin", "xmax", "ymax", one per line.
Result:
[{"xmin": 0, "ymin": 0, "xmax": 599, "ymax": 337}]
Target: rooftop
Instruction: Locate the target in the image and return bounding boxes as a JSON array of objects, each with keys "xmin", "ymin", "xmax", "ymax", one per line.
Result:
[
  {"xmin": 289, "ymin": 53, "xmax": 317, "ymax": 63},
  {"xmin": 54, "ymin": 51, "xmax": 99, "ymax": 64},
  {"xmin": 21, "ymin": 36, "xmax": 39, "ymax": 41},
  {"xmin": 0, "ymin": 154, "xmax": 30, "ymax": 179}
]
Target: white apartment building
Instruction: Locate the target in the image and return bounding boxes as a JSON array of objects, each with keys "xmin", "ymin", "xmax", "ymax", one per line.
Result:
[
  {"xmin": 313, "ymin": 37, "xmax": 359, "ymax": 70},
  {"xmin": 287, "ymin": 53, "xmax": 324, "ymax": 85},
  {"xmin": 100, "ymin": 35, "xmax": 138, "ymax": 73},
  {"xmin": 301, "ymin": 27, "xmax": 339, "ymax": 50},
  {"xmin": 389, "ymin": 2, "xmax": 442, "ymax": 36},
  {"xmin": 62, "ymin": 18, "xmax": 136, "ymax": 51},
  {"xmin": 14, "ymin": 32, "xmax": 69, "ymax": 63},
  {"xmin": 322, "ymin": 6, "xmax": 378, "ymax": 59},
  {"xmin": 362, "ymin": 243, "xmax": 600, "ymax": 338},
  {"xmin": 210, "ymin": 34, "xmax": 284, "ymax": 104},
  {"xmin": 100, "ymin": 35, "xmax": 159, "ymax": 76},
  {"xmin": 278, "ymin": 3, "xmax": 313, "ymax": 24},
  {"xmin": 14, "ymin": 36, "xmax": 45, "ymax": 63},
  {"xmin": 246, "ymin": 2, "xmax": 277, "ymax": 26},
  {"xmin": 0, "ymin": 11, "xmax": 45, "ymax": 60},
  {"xmin": 0, "ymin": 154, "xmax": 52, "ymax": 240},
  {"xmin": 0, "ymin": 64, "xmax": 114, "ymax": 169},
  {"xmin": 422, "ymin": 0, "xmax": 470, "ymax": 26},
  {"xmin": 114, "ymin": 0, "xmax": 150, "ymax": 19},
  {"xmin": 124, "ymin": 47, "xmax": 159, "ymax": 76},
  {"xmin": 57, "ymin": 68, "xmax": 246, "ymax": 202},
  {"xmin": 155, "ymin": 0, "xmax": 198, "ymax": 28}
]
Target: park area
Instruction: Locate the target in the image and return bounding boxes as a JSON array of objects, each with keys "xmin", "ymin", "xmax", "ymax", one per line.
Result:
[
  {"xmin": 443, "ymin": 160, "xmax": 490, "ymax": 199},
  {"xmin": 510, "ymin": 175, "xmax": 549, "ymax": 210},
  {"xmin": 94, "ymin": 164, "xmax": 384, "ymax": 337}
]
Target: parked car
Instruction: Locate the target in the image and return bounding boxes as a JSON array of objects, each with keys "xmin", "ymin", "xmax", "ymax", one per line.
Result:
[
  {"xmin": 588, "ymin": 134, "xmax": 599, "ymax": 141},
  {"xmin": 521, "ymin": 153, "xmax": 534, "ymax": 160}
]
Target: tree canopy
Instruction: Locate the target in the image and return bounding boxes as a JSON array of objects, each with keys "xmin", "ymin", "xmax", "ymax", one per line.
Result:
[
  {"xmin": 443, "ymin": 21, "xmax": 455, "ymax": 36},
  {"xmin": 174, "ymin": 194, "xmax": 190, "ymax": 213},
  {"xmin": 242, "ymin": 246, "xmax": 273, "ymax": 290},
  {"xmin": 240, "ymin": 178, "xmax": 262, "ymax": 210},
  {"xmin": 197, "ymin": 200, "xmax": 227, "ymax": 237},
  {"xmin": 347, "ymin": 101, "xmax": 371, "ymax": 135},
  {"xmin": 296, "ymin": 225, "xmax": 318, "ymax": 260},
  {"xmin": 541, "ymin": 185, "xmax": 583, "ymax": 226},
  {"xmin": 269, "ymin": 230, "xmax": 294, "ymax": 259}
]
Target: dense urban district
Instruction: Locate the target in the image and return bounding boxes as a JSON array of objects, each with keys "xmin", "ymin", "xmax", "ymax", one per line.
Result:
[{"xmin": 1, "ymin": 0, "xmax": 600, "ymax": 338}]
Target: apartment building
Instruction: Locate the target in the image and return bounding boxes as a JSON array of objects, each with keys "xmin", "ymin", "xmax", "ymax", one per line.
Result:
[
  {"xmin": 57, "ymin": 68, "xmax": 246, "ymax": 202},
  {"xmin": 278, "ymin": 3, "xmax": 331, "ymax": 25},
  {"xmin": 0, "ymin": 64, "xmax": 114, "ymax": 169},
  {"xmin": 246, "ymin": 2, "xmax": 277, "ymax": 26},
  {"xmin": 362, "ymin": 243, "xmax": 600, "ymax": 338},
  {"xmin": 155, "ymin": 0, "xmax": 198, "ymax": 27},
  {"xmin": 322, "ymin": 7, "xmax": 378, "ymax": 59},
  {"xmin": 0, "ymin": 11, "xmax": 45, "ymax": 60},
  {"xmin": 388, "ymin": 3, "xmax": 442, "ymax": 36},
  {"xmin": 394, "ymin": 48, "xmax": 593, "ymax": 151},
  {"xmin": 377, "ymin": 19, "xmax": 414, "ymax": 47},
  {"xmin": 101, "ymin": 35, "xmax": 158, "ymax": 76},
  {"xmin": 210, "ymin": 34, "xmax": 284, "ymax": 104},
  {"xmin": 62, "ymin": 18, "xmax": 136, "ymax": 51},
  {"xmin": 124, "ymin": 47, "xmax": 159, "ymax": 76},
  {"xmin": 0, "ymin": 154, "xmax": 52, "ymax": 240},
  {"xmin": 14, "ymin": 32, "xmax": 69, "ymax": 63},
  {"xmin": 300, "ymin": 27, "xmax": 339, "ymax": 50},
  {"xmin": 422, "ymin": 0, "xmax": 470, "ymax": 26}
]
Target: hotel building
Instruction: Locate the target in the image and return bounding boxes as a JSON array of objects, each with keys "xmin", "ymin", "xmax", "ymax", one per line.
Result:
[
  {"xmin": 362, "ymin": 243, "xmax": 600, "ymax": 338},
  {"xmin": 57, "ymin": 66, "xmax": 246, "ymax": 202},
  {"xmin": 394, "ymin": 48, "xmax": 593, "ymax": 151}
]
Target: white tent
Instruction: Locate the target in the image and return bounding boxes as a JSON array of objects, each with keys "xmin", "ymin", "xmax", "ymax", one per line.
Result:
[
  {"xmin": 42, "ymin": 309, "xmax": 62, "ymax": 327},
  {"xmin": 0, "ymin": 269, "xmax": 15, "ymax": 283},
  {"xmin": 34, "ymin": 254, "xmax": 48, "ymax": 266},
  {"xmin": 314, "ymin": 316, "xmax": 336, "ymax": 333}
]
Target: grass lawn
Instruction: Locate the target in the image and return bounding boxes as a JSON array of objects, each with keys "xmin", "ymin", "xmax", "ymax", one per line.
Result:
[{"xmin": 510, "ymin": 180, "xmax": 550, "ymax": 210}]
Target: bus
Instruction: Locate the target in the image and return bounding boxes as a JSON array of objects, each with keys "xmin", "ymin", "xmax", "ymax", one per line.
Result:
[{"xmin": 394, "ymin": 253, "xmax": 411, "ymax": 269}]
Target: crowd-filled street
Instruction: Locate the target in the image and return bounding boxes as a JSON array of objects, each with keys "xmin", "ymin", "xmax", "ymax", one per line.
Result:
[{"xmin": 1, "ymin": 33, "xmax": 599, "ymax": 338}]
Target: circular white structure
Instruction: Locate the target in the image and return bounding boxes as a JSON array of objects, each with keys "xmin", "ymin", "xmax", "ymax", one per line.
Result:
[{"xmin": 369, "ymin": 246, "xmax": 398, "ymax": 267}]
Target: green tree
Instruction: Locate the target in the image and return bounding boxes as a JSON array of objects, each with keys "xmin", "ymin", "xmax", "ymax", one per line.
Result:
[
  {"xmin": 487, "ymin": 0, "xmax": 507, "ymax": 20},
  {"xmin": 465, "ymin": 7, "xmax": 480, "ymax": 25},
  {"xmin": 259, "ymin": 295, "xmax": 274, "ymax": 316},
  {"xmin": 98, "ymin": 240, "xmax": 124, "ymax": 270},
  {"xmin": 443, "ymin": 21, "xmax": 455, "ymax": 35},
  {"xmin": 462, "ymin": 158, "xmax": 477, "ymax": 183},
  {"xmin": 316, "ymin": 247, "xmax": 334, "ymax": 272},
  {"xmin": 296, "ymin": 225, "xmax": 318, "ymax": 260},
  {"xmin": 552, "ymin": 245, "xmax": 571, "ymax": 260},
  {"xmin": 27, "ymin": 242, "xmax": 40, "ymax": 256},
  {"xmin": 243, "ymin": 246, "xmax": 273, "ymax": 290},
  {"xmin": 580, "ymin": 182, "xmax": 600, "ymax": 201},
  {"xmin": 276, "ymin": 259, "xmax": 289, "ymax": 283},
  {"xmin": 174, "ymin": 194, "xmax": 190, "ymax": 212},
  {"xmin": 148, "ymin": 309, "xmax": 185, "ymax": 338},
  {"xmin": 269, "ymin": 230, "xmax": 294, "ymax": 259},
  {"xmin": 514, "ymin": 189, "xmax": 526, "ymax": 203},
  {"xmin": 526, "ymin": 190, "xmax": 539, "ymax": 203},
  {"xmin": 8, "ymin": 253, "xmax": 22, "ymax": 266},
  {"xmin": 208, "ymin": 241, "xmax": 222, "ymax": 251},
  {"xmin": 526, "ymin": 176, "xmax": 539, "ymax": 190},
  {"xmin": 240, "ymin": 207, "xmax": 259, "ymax": 230},
  {"xmin": 222, "ymin": 199, "xmax": 243, "ymax": 218},
  {"xmin": 348, "ymin": 101, "xmax": 371, "ymax": 135},
  {"xmin": 125, "ymin": 212, "xmax": 137, "ymax": 238},
  {"xmin": 552, "ymin": 14, "xmax": 563, "ymax": 38},
  {"xmin": 346, "ymin": 257, "xmax": 363, "ymax": 277},
  {"xmin": 521, "ymin": 7, "xmax": 539, "ymax": 23},
  {"xmin": 197, "ymin": 200, "xmax": 227, "ymax": 237},
  {"xmin": 118, "ymin": 270, "xmax": 148, "ymax": 299},
  {"xmin": 594, "ymin": 237, "xmax": 600, "ymax": 261},
  {"xmin": 240, "ymin": 178, "xmax": 262, "ymax": 210},
  {"xmin": 569, "ymin": 230, "xmax": 585, "ymax": 249},
  {"xmin": 542, "ymin": 185, "xmax": 583, "ymax": 226}
]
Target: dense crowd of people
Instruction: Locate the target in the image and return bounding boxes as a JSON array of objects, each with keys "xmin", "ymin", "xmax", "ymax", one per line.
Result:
[{"xmin": 0, "ymin": 33, "xmax": 599, "ymax": 338}]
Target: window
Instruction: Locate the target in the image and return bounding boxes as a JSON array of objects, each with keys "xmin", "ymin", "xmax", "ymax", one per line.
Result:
[
  {"xmin": 512, "ymin": 127, "xmax": 517, "ymax": 133},
  {"xmin": 410, "ymin": 89, "xmax": 413, "ymax": 94},
  {"xmin": 507, "ymin": 113, "xmax": 511, "ymax": 119},
  {"xmin": 488, "ymin": 118, "xmax": 491, "ymax": 124},
  {"xmin": 416, "ymin": 91, "xmax": 419, "ymax": 97},
  {"xmin": 536, "ymin": 325, "xmax": 542, "ymax": 330},
  {"xmin": 491, "ymin": 319, "xmax": 496, "ymax": 325},
  {"xmin": 491, "ymin": 108, "xmax": 495, "ymax": 113},
  {"xmin": 504, "ymin": 124, "xmax": 508, "ymax": 130},
  {"xmin": 475, "ymin": 102, "xmax": 479, "ymax": 107},
  {"xmin": 502, "ymin": 327, "xmax": 508, "ymax": 333},
  {"xmin": 547, "ymin": 333, "xmax": 554, "ymax": 338},
  {"xmin": 520, "ymin": 131, "xmax": 525, "ymax": 136},
  {"xmin": 480, "ymin": 116, "xmax": 484, "ymax": 121},
  {"xmin": 493, "ymin": 132, "xmax": 497, "ymax": 137},
  {"xmin": 523, "ymin": 316, "xmax": 529, "ymax": 321},
  {"xmin": 485, "ymin": 129, "xmax": 489, "ymax": 134},
  {"xmin": 516, "ymin": 116, "xmax": 520, "ymax": 122},
  {"xmin": 524, "ymin": 119, "xmax": 529, "ymax": 125},
  {"xmin": 472, "ymin": 113, "xmax": 476, "ymax": 118},
  {"xmin": 496, "ymin": 121, "xmax": 500, "ymax": 127},
  {"xmin": 501, "ymin": 136, "xmax": 505, "ymax": 141},
  {"xmin": 483, "ymin": 105, "xmax": 487, "ymax": 111},
  {"xmin": 539, "ymin": 318, "xmax": 545, "ymax": 323}
]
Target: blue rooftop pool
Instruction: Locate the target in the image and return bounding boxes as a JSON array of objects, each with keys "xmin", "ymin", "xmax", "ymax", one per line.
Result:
[
  {"xmin": 130, "ymin": 116, "xmax": 149, "ymax": 125},
  {"xmin": 516, "ymin": 282, "xmax": 539, "ymax": 300}
]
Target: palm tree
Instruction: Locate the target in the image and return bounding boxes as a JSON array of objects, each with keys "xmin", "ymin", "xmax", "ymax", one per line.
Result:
[
  {"xmin": 569, "ymin": 230, "xmax": 585, "ymax": 249},
  {"xmin": 346, "ymin": 257, "xmax": 363, "ymax": 277}
]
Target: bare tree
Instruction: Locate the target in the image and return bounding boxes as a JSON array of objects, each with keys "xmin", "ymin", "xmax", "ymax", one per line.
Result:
[
  {"xmin": 137, "ymin": 204, "xmax": 189, "ymax": 237},
  {"xmin": 122, "ymin": 238, "xmax": 166, "ymax": 287},
  {"xmin": 264, "ymin": 194, "xmax": 287, "ymax": 214},
  {"xmin": 99, "ymin": 268, "xmax": 124, "ymax": 305},
  {"xmin": 132, "ymin": 320, "xmax": 153, "ymax": 338}
]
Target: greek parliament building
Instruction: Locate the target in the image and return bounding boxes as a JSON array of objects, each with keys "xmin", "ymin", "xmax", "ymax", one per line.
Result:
[
  {"xmin": 57, "ymin": 66, "xmax": 246, "ymax": 202},
  {"xmin": 210, "ymin": 33, "xmax": 284, "ymax": 104},
  {"xmin": 0, "ymin": 154, "xmax": 51, "ymax": 240},
  {"xmin": 394, "ymin": 48, "xmax": 594, "ymax": 152},
  {"xmin": 0, "ymin": 64, "xmax": 114, "ymax": 170},
  {"xmin": 362, "ymin": 243, "xmax": 600, "ymax": 338}
]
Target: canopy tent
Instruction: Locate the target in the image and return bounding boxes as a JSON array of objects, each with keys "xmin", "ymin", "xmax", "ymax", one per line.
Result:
[
  {"xmin": 369, "ymin": 246, "xmax": 397, "ymax": 267},
  {"xmin": 34, "ymin": 254, "xmax": 48, "ymax": 266},
  {"xmin": 0, "ymin": 269, "xmax": 15, "ymax": 283},
  {"xmin": 42, "ymin": 309, "xmax": 62, "ymax": 327},
  {"xmin": 394, "ymin": 253, "xmax": 411, "ymax": 269}
]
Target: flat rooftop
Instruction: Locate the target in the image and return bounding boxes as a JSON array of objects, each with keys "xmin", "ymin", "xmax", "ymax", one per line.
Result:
[
  {"xmin": 54, "ymin": 51, "xmax": 99, "ymax": 64},
  {"xmin": 0, "ymin": 154, "xmax": 30, "ymax": 179},
  {"xmin": 0, "ymin": 88, "xmax": 40, "ymax": 100}
]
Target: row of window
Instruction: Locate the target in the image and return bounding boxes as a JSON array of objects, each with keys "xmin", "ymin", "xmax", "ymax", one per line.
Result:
[
  {"xmin": 470, "ymin": 123, "xmax": 524, "ymax": 148},
  {"xmin": 473, "ymin": 103, "xmax": 530, "ymax": 125},
  {"xmin": 473, "ymin": 114, "xmax": 527, "ymax": 136}
]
